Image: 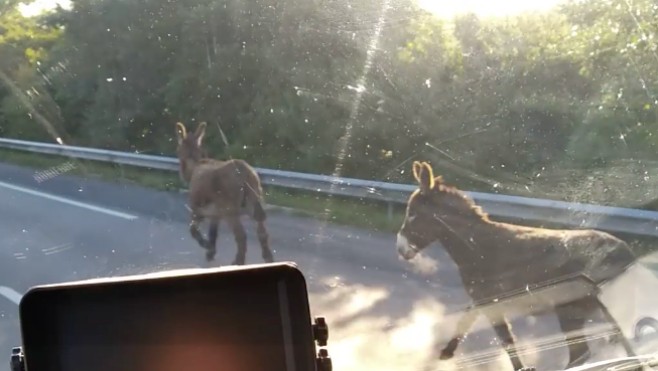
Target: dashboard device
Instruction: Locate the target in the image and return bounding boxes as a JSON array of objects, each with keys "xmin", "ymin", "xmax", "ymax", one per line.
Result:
[{"xmin": 18, "ymin": 262, "xmax": 323, "ymax": 371}]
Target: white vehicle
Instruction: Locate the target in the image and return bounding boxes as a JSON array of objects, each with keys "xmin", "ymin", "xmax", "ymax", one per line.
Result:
[{"xmin": 586, "ymin": 251, "xmax": 658, "ymax": 370}]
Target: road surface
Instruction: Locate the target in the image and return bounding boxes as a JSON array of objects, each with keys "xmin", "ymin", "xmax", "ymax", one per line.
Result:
[{"xmin": 0, "ymin": 162, "xmax": 645, "ymax": 370}]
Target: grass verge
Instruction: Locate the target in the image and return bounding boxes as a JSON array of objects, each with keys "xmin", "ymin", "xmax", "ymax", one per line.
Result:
[
  {"xmin": 0, "ymin": 148, "xmax": 404, "ymax": 232},
  {"xmin": 263, "ymin": 187, "xmax": 405, "ymax": 232}
]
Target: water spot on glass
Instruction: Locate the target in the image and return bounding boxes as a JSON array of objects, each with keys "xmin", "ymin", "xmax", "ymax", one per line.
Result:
[
  {"xmin": 347, "ymin": 84, "xmax": 366, "ymax": 93},
  {"xmin": 106, "ymin": 78, "xmax": 113, "ymax": 82}
]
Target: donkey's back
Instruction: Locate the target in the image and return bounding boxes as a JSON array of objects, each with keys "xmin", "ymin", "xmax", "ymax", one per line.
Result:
[
  {"xmin": 481, "ymin": 225, "xmax": 636, "ymax": 296},
  {"xmin": 189, "ymin": 158, "xmax": 264, "ymax": 219},
  {"xmin": 560, "ymin": 228, "xmax": 635, "ymax": 284}
]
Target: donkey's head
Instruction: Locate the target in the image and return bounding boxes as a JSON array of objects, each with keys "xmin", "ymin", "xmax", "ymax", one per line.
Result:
[
  {"xmin": 396, "ymin": 161, "xmax": 489, "ymax": 260},
  {"xmin": 175, "ymin": 121, "xmax": 207, "ymax": 183},
  {"xmin": 396, "ymin": 161, "xmax": 443, "ymax": 260}
]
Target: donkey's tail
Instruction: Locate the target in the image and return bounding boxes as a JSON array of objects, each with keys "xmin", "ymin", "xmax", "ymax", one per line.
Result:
[{"xmin": 243, "ymin": 163, "xmax": 267, "ymax": 222}]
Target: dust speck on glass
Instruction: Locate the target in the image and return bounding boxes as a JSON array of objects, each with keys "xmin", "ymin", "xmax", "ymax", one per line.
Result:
[{"xmin": 1, "ymin": 0, "xmax": 658, "ymax": 369}]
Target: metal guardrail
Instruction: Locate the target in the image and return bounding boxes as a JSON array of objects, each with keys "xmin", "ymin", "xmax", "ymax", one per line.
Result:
[{"xmin": 2, "ymin": 137, "xmax": 658, "ymax": 237}]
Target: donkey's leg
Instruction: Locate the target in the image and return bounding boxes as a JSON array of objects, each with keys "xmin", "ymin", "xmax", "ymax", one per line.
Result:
[
  {"xmin": 484, "ymin": 313, "xmax": 531, "ymax": 371},
  {"xmin": 189, "ymin": 214, "xmax": 209, "ymax": 250},
  {"xmin": 440, "ymin": 308, "xmax": 478, "ymax": 360},
  {"xmin": 249, "ymin": 198, "xmax": 273, "ymax": 263},
  {"xmin": 555, "ymin": 297, "xmax": 596, "ymax": 368},
  {"xmin": 256, "ymin": 221, "xmax": 273, "ymax": 263},
  {"xmin": 227, "ymin": 215, "xmax": 247, "ymax": 265},
  {"xmin": 205, "ymin": 218, "xmax": 220, "ymax": 262}
]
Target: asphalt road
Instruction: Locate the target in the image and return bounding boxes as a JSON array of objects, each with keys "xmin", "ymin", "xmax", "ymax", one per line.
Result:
[{"xmin": 0, "ymin": 162, "xmax": 645, "ymax": 371}]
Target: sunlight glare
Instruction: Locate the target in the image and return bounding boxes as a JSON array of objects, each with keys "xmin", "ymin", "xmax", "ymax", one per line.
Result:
[
  {"xmin": 389, "ymin": 309, "xmax": 436, "ymax": 352},
  {"xmin": 18, "ymin": 0, "xmax": 71, "ymax": 17},
  {"xmin": 310, "ymin": 282, "xmax": 451, "ymax": 371},
  {"xmin": 418, "ymin": 0, "xmax": 565, "ymax": 18}
]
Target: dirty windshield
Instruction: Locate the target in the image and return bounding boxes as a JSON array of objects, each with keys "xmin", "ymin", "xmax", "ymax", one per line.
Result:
[{"xmin": 2, "ymin": 0, "xmax": 658, "ymax": 369}]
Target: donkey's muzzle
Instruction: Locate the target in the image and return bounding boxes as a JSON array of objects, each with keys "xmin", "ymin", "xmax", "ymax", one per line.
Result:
[{"xmin": 396, "ymin": 233, "xmax": 418, "ymax": 260}]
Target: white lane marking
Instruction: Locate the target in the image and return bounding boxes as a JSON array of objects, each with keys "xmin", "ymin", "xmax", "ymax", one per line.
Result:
[
  {"xmin": 0, "ymin": 181, "xmax": 138, "ymax": 220},
  {"xmin": 0, "ymin": 286, "xmax": 22, "ymax": 305}
]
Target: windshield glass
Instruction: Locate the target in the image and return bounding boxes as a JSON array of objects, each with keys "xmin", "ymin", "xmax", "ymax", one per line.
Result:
[{"xmin": 1, "ymin": 0, "xmax": 658, "ymax": 369}]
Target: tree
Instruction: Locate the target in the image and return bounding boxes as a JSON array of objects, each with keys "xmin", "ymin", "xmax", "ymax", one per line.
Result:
[{"xmin": 0, "ymin": 0, "xmax": 64, "ymax": 142}]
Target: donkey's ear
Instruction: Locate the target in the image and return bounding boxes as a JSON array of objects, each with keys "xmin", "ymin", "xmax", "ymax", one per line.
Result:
[
  {"xmin": 412, "ymin": 161, "xmax": 422, "ymax": 182},
  {"xmin": 195, "ymin": 122, "xmax": 207, "ymax": 146},
  {"xmin": 418, "ymin": 162, "xmax": 435, "ymax": 194},
  {"xmin": 175, "ymin": 122, "xmax": 187, "ymax": 144}
]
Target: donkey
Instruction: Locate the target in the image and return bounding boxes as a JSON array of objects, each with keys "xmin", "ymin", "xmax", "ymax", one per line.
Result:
[
  {"xmin": 396, "ymin": 161, "xmax": 637, "ymax": 371},
  {"xmin": 175, "ymin": 121, "xmax": 274, "ymax": 265}
]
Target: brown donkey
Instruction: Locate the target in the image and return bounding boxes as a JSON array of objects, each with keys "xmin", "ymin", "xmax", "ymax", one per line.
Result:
[
  {"xmin": 175, "ymin": 121, "xmax": 274, "ymax": 265},
  {"xmin": 396, "ymin": 161, "xmax": 636, "ymax": 371}
]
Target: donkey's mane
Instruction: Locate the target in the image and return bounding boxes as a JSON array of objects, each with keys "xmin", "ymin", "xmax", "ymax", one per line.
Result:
[{"xmin": 435, "ymin": 178, "xmax": 491, "ymax": 222}]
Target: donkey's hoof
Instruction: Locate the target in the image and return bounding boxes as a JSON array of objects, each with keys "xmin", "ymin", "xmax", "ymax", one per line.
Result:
[
  {"xmin": 231, "ymin": 258, "xmax": 246, "ymax": 266},
  {"xmin": 439, "ymin": 349, "xmax": 454, "ymax": 360},
  {"xmin": 263, "ymin": 252, "xmax": 274, "ymax": 263},
  {"xmin": 205, "ymin": 250, "xmax": 216, "ymax": 262}
]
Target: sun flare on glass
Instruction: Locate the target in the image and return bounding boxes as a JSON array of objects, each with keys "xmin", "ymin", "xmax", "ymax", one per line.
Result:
[
  {"xmin": 18, "ymin": 0, "xmax": 71, "ymax": 17},
  {"xmin": 418, "ymin": 0, "xmax": 565, "ymax": 18}
]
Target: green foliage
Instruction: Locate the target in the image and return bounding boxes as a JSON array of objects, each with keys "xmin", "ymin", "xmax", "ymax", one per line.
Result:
[
  {"xmin": 0, "ymin": 0, "xmax": 65, "ymax": 142},
  {"xmin": 1, "ymin": 0, "xmax": 658, "ymax": 204}
]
